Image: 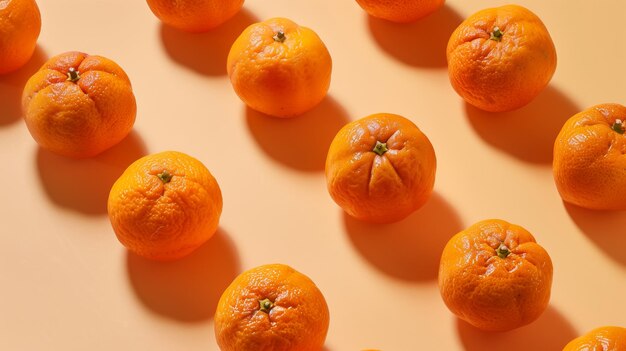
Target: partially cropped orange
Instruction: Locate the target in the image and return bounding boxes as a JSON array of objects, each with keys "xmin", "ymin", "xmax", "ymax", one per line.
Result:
[
  {"xmin": 22, "ymin": 51, "xmax": 136, "ymax": 158},
  {"xmin": 447, "ymin": 4, "xmax": 557, "ymax": 112},
  {"xmin": 0, "ymin": 0, "xmax": 41, "ymax": 74},
  {"xmin": 107, "ymin": 151, "xmax": 222, "ymax": 261},
  {"xmin": 325, "ymin": 113, "xmax": 436, "ymax": 223},
  {"xmin": 563, "ymin": 326, "xmax": 626, "ymax": 351},
  {"xmin": 355, "ymin": 0, "xmax": 444, "ymax": 23},
  {"xmin": 438, "ymin": 219, "xmax": 553, "ymax": 332},
  {"xmin": 214, "ymin": 263, "xmax": 329, "ymax": 351},
  {"xmin": 553, "ymin": 103, "xmax": 626, "ymax": 210},
  {"xmin": 146, "ymin": 0, "xmax": 244, "ymax": 32},
  {"xmin": 227, "ymin": 17, "xmax": 332, "ymax": 118}
]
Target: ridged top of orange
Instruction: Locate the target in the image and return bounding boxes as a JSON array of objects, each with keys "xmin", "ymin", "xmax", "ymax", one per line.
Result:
[
  {"xmin": 563, "ymin": 326, "xmax": 626, "ymax": 351},
  {"xmin": 22, "ymin": 51, "xmax": 136, "ymax": 158},
  {"xmin": 439, "ymin": 219, "xmax": 553, "ymax": 331},
  {"xmin": 553, "ymin": 103, "xmax": 626, "ymax": 210},
  {"xmin": 325, "ymin": 113, "xmax": 436, "ymax": 223},
  {"xmin": 214, "ymin": 263, "xmax": 329, "ymax": 351}
]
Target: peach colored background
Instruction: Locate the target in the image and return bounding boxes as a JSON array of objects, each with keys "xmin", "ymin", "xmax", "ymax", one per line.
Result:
[{"xmin": 1, "ymin": 0, "xmax": 625, "ymax": 350}]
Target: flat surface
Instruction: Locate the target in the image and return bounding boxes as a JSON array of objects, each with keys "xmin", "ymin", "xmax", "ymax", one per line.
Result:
[{"xmin": 1, "ymin": 0, "xmax": 625, "ymax": 350}]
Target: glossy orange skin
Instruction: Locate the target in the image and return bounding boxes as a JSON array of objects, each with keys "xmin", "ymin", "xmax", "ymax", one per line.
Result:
[
  {"xmin": 438, "ymin": 219, "xmax": 553, "ymax": 332},
  {"xmin": 447, "ymin": 5, "xmax": 557, "ymax": 112},
  {"xmin": 107, "ymin": 151, "xmax": 223, "ymax": 261},
  {"xmin": 214, "ymin": 264, "xmax": 330, "ymax": 351},
  {"xmin": 553, "ymin": 103, "xmax": 626, "ymax": 210},
  {"xmin": 227, "ymin": 17, "xmax": 332, "ymax": 118},
  {"xmin": 0, "ymin": 0, "xmax": 41, "ymax": 74},
  {"xmin": 22, "ymin": 51, "xmax": 136, "ymax": 158},
  {"xmin": 563, "ymin": 326, "xmax": 626, "ymax": 351},
  {"xmin": 355, "ymin": 0, "xmax": 445, "ymax": 23},
  {"xmin": 325, "ymin": 113, "xmax": 436, "ymax": 223},
  {"xmin": 146, "ymin": 0, "xmax": 244, "ymax": 33}
]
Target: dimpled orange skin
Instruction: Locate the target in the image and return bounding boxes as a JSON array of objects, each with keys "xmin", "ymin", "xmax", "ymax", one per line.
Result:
[
  {"xmin": 563, "ymin": 326, "xmax": 626, "ymax": 351},
  {"xmin": 22, "ymin": 51, "xmax": 136, "ymax": 158},
  {"xmin": 107, "ymin": 151, "xmax": 223, "ymax": 261},
  {"xmin": 146, "ymin": 0, "xmax": 244, "ymax": 33},
  {"xmin": 0, "ymin": 0, "xmax": 41, "ymax": 74},
  {"xmin": 438, "ymin": 219, "xmax": 553, "ymax": 332},
  {"xmin": 227, "ymin": 17, "xmax": 332, "ymax": 118},
  {"xmin": 214, "ymin": 264, "xmax": 330, "ymax": 351},
  {"xmin": 355, "ymin": 0, "xmax": 445, "ymax": 23},
  {"xmin": 553, "ymin": 103, "xmax": 626, "ymax": 210},
  {"xmin": 447, "ymin": 5, "xmax": 557, "ymax": 112},
  {"xmin": 325, "ymin": 113, "xmax": 436, "ymax": 224}
]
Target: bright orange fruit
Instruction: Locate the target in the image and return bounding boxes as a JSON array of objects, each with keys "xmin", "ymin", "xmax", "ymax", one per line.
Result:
[
  {"xmin": 562, "ymin": 326, "xmax": 626, "ymax": 351},
  {"xmin": 0, "ymin": 0, "xmax": 41, "ymax": 74},
  {"xmin": 107, "ymin": 151, "xmax": 223, "ymax": 261},
  {"xmin": 227, "ymin": 17, "xmax": 332, "ymax": 118},
  {"xmin": 355, "ymin": 0, "xmax": 445, "ymax": 23},
  {"xmin": 325, "ymin": 113, "xmax": 436, "ymax": 223},
  {"xmin": 447, "ymin": 5, "xmax": 557, "ymax": 112},
  {"xmin": 553, "ymin": 103, "xmax": 626, "ymax": 210},
  {"xmin": 146, "ymin": 0, "xmax": 244, "ymax": 32},
  {"xmin": 214, "ymin": 263, "xmax": 329, "ymax": 351},
  {"xmin": 22, "ymin": 51, "xmax": 136, "ymax": 158},
  {"xmin": 438, "ymin": 219, "xmax": 553, "ymax": 332}
]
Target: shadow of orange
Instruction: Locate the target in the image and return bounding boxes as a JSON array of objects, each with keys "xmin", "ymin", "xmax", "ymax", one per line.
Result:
[
  {"xmin": 0, "ymin": 46, "xmax": 47, "ymax": 125},
  {"xmin": 126, "ymin": 229, "xmax": 240, "ymax": 322},
  {"xmin": 246, "ymin": 96, "xmax": 350, "ymax": 172},
  {"xmin": 160, "ymin": 9, "xmax": 258, "ymax": 76},
  {"xmin": 367, "ymin": 5, "xmax": 462, "ymax": 67},
  {"xmin": 36, "ymin": 130, "xmax": 148, "ymax": 215},
  {"xmin": 564, "ymin": 202, "xmax": 626, "ymax": 266},
  {"xmin": 457, "ymin": 305, "xmax": 578, "ymax": 351},
  {"xmin": 344, "ymin": 192, "xmax": 463, "ymax": 281},
  {"xmin": 465, "ymin": 86, "xmax": 580, "ymax": 164}
]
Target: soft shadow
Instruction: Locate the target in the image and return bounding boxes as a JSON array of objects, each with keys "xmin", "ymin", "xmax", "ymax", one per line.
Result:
[
  {"xmin": 344, "ymin": 192, "xmax": 463, "ymax": 281},
  {"xmin": 564, "ymin": 202, "xmax": 626, "ymax": 266},
  {"xmin": 126, "ymin": 229, "xmax": 240, "ymax": 322},
  {"xmin": 457, "ymin": 305, "xmax": 578, "ymax": 351},
  {"xmin": 160, "ymin": 9, "xmax": 258, "ymax": 76},
  {"xmin": 465, "ymin": 86, "xmax": 580, "ymax": 164},
  {"xmin": 367, "ymin": 5, "xmax": 462, "ymax": 67},
  {"xmin": 246, "ymin": 96, "xmax": 350, "ymax": 172},
  {"xmin": 0, "ymin": 46, "xmax": 47, "ymax": 125},
  {"xmin": 36, "ymin": 131, "xmax": 148, "ymax": 215}
]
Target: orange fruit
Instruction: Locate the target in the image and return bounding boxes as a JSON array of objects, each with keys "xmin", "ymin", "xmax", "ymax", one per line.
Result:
[
  {"xmin": 563, "ymin": 326, "xmax": 626, "ymax": 351},
  {"xmin": 22, "ymin": 51, "xmax": 136, "ymax": 158},
  {"xmin": 227, "ymin": 17, "xmax": 332, "ymax": 118},
  {"xmin": 438, "ymin": 219, "xmax": 553, "ymax": 332},
  {"xmin": 355, "ymin": 0, "xmax": 445, "ymax": 23},
  {"xmin": 447, "ymin": 4, "xmax": 557, "ymax": 112},
  {"xmin": 325, "ymin": 113, "xmax": 436, "ymax": 223},
  {"xmin": 553, "ymin": 103, "xmax": 626, "ymax": 210},
  {"xmin": 107, "ymin": 151, "xmax": 223, "ymax": 261},
  {"xmin": 146, "ymin": 0, "xmax": 244, "ymax": 33},
  {"xmin": 0, "ymin": 0, "xmax": 41, "ymax": 74},
  {"xmin": 214, "ymin": 263, "xmax": 330, "ymax": 351}
]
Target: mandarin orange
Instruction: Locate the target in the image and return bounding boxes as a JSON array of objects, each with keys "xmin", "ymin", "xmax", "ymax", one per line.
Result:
[
  {"xmin": 553, "ymin": 103, "xmax": 626, "ymax": 210},
  {"xmin": 107, "ymin": 151, "xmax": 222, "ymax": 261},
  {"xmin": 22, "ymin": 51, "xmax": 136, "ymax": 158},
  {"xmin": 325, "ymin": 113, "xmax": 436, "ymax": 223},
  {"xmin": 214, "ymin": 263, "xmax": 329, "ymax": 351},
  {"xmin": 0, "ymin": 0, "xmax": 41, "ymax": 74},
  {"xmin": 439, "ymin": 219, "xmax": 553, "ymax": 331},
  {"xmin": 447, "ymin": 5, "xmax": 556, "ymax": 112},
  {"xmin": 227, "ymin": 17, "xmax": 332, "ymax": 118}
]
